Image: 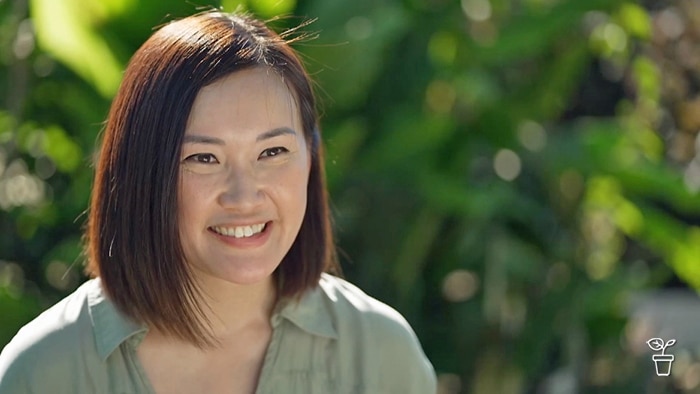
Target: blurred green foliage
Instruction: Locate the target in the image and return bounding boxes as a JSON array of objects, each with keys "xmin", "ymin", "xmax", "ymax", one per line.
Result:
[{"xmin": 1, "ymin": 0, "xmax": 700, "ymax": 393}]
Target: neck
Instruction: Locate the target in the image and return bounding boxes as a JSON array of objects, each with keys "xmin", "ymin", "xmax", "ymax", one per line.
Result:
[{"xmin": 194, "ymin": 273, "xmax": 278, "ymax": 340}]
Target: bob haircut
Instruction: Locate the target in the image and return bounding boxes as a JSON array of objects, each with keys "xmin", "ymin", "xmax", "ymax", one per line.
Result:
[{"xmin": 85, "ymin": 11, "xmax": 338, "ymax": 346}]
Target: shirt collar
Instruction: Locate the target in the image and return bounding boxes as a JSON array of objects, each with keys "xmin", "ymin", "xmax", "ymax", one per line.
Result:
[
  {"xmin": 85, "ymin": 273, "xmax": 339, "ymax": 360},
  {"xmin": 274, "ymin": 273, "xmax": 338, "ymax": 339},
  {"xmin": 86, "ymin": 278, "xmax": 147, "ymax": 361}
]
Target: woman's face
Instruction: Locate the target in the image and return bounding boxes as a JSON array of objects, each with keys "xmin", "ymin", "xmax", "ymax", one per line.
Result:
[{"xmin": 178, "ymin": 67, "xmax": 310, "ymax": 287}]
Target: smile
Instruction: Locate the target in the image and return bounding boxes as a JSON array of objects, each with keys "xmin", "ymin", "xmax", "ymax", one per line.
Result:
[{"xmin": 210, "ymin": 223, "xmax": 267, "ymax": 238}]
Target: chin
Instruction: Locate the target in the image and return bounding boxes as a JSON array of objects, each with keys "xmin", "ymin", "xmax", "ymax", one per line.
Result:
[
  {"xmin": 222, "ymin": 273, "xmax": 274, "ymax": 286},
  {"xmin": 202, "ymin": 262, "xmax": 279, "ymax": 287}
]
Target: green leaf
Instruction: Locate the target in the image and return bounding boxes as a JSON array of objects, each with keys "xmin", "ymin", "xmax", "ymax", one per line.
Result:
[
  {"xmin": 250, "ymin": 0, "xmax": 296, "ymax": 17},
  {"xmin": 41, "ymin": 126, "xmax": 82, "ymax": 173},
  {"xmin": 617, "ymin": 2, "xmax": 652, "ymax": 39},
  {"xmin": 30, "ymin": 0, "xmax": 124, "ymax": 97}
]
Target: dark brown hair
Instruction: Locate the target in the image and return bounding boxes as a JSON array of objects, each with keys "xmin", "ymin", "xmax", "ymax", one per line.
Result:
[{"xmin": 85, "ymin": 11, "xmax": 338, "ymax": 346}]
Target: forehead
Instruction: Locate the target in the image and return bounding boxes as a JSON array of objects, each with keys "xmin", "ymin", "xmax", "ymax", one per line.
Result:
[{"xmin": 185, "ymin": 67, "xmax": 301, "ymax": 134}]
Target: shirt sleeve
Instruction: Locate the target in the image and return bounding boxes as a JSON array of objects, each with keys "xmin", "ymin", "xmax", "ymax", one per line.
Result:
[
  {"xmin": 371, "ymin": 313, "xmax": 437, "ymax": 394},
  {"xmin": 0, "ymin": 293, "xmax": 98, "ymax": 394},
  {"xmin": 324, "ymin": 276, "xmax": 438, "ymax": 393},
  {"xmin": 0, "ymin": 326, "xmax": 73, "ymax": 394},
  {"xmin": 0, "ymin": 349, "xmax": 32, "ymax": 393}
]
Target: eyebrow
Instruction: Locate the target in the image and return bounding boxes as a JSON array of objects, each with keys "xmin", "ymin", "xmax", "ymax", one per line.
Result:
[
  {"xmin": 182, "ymin": 127, "xmax": 297, "ymax": 145},
  {"xmin": 182, "ymin": 135, "xmax": 225, "ymax": 145},
  {"xmin": 256, "ymin": 127, "xmax": 297, "ymax": 142}
]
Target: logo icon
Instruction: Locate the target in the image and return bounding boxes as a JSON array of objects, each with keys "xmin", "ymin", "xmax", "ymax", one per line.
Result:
[{"xmin": 647, "ymin": 337, "xmax": 676, "ymax": 376}]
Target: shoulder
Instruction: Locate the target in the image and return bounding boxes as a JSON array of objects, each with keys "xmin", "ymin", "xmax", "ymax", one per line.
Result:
[
  {"xmin": 319, "ymin": 274, "xmax": 413, "ymax": 336},
  {"xmin": 317, "ymin": 274, "xmax": 437, "ymax": 393},
  {"xmin": 0, "ymin": 280, "xmax": 97, "ymax": 392}
]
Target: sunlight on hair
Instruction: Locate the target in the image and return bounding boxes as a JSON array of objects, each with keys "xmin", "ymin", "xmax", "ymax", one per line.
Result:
[{"xmin": 493, "ymin": 149, "xmax": 521, "ymax": 181}]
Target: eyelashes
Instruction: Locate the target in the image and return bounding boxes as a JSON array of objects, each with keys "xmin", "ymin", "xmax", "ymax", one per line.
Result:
[
  {"xmin": 259, "ymin": 147, "xmax": 289, "ymax": 158},
  {"xmin": 182, "ymin": 147, "xmax": 291, "ymax": 166},
  {"xmin": 183, "ymin": 153, "xmax": 219, "ymax": 164}
]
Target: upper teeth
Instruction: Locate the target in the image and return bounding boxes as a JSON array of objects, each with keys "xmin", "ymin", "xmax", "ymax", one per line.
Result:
[{"xmin": 212, "ymin": 223, "xmax": 266, "ymax": 238}]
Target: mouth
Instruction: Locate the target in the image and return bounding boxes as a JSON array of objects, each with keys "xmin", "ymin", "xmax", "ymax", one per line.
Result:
[{"xmin": 208, "ymin": 222, "xmax": 269, "ymax": 239}]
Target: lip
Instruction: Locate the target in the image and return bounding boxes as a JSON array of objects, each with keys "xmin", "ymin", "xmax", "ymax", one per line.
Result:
[
  {"xmin": 207, "ymin": 221, "xmax": 272, "ymax": 248},
  {"xmin": 210, "ymin": 221, "xmax": 269, "ymax": 228}
]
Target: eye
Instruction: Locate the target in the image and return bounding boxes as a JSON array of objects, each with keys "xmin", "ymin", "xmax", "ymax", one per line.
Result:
[
  {"xmin": 184, "ymin": 153, "xmax": 219, "ymax": 164},
  {"xmin": 259, "ymin": 147, "xmax": 289, "ymax": 158}
]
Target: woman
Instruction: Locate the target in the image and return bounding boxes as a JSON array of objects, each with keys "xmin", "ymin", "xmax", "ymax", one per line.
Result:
[{"xmin": 0, "ymin": 11, "xmax": 436, "ymax": 393}]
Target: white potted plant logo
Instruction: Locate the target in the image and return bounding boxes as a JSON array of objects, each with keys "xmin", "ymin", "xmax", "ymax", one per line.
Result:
[{"xmin": 647, "ymin": 338, "xmax": 676, "ymax": 376}]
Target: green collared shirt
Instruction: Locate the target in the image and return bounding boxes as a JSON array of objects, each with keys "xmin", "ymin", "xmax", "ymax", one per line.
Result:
[{"xmin": 0, "ymin": 274, "xmax": 436, "ymax": 393}]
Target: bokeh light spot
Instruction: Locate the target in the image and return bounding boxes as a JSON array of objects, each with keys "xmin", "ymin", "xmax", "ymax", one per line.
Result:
[
  {"xmin": 250, "ymin": 0, "xmax": 296, "ymax": 18},
  {"xmin": 517, "ymin": 120, "xmax": 547, "ymax": 152},
  {"xmin": 0, "ymin": 261, "xmax": 25, "ymax": 298},
  {"xmin": 559, "ymin": 169, "xmax": 584, "ymax": 201},
  {"xmin": 345, "ymin": 16, "xmax": 373, "ymax": 41},
  {"xmin": 684, "ymin": 161, "xmax": 700, "ymax": 194},
  {"xmin": 681, "ymin": 363, "xmax": 700, "ymax": 391},
  {"xmin": 493, "ymin": 149, "xmax": 522, "ymax": 181},
  {"xmin": 442, "ymin": 270, "xmax": 479, "ymax": 302},
  {"xmin": 437, "ymin": 373, "xmax": 462, "ymax": 394},
  {"xmin": 45, "ymin": 260, "xmax": 79, "ymax": 291},
  {"xmin": 657, "ymin": 8, "xmax": 685, "ymax": 40},
  {"xmin": 0, "ymin": 148, "xmax": 6, "ymax": 177},
  {"xmin": 461, "ymin": 0, "xmax": 492, "ymax": 22},
  {"xmin": 546, "ymin": 262, "xmax": 570, "ymax": 291},
  {"xmin": 220, "ymin": 0, "xmax": 247, "ymax": 12},
  {"xmin": 425, "ymin": 80, "xmax": 456, "ymax": 114},
  {"xmin": 13, "ymin": 19, "xmax": 35, "ymax": 60},
  {"xmin": 428, "ymin": 31, "xmax": 457, "ymax": 66}
]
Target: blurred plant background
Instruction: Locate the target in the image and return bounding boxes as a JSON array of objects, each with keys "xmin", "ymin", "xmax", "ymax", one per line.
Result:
[{"xmin": 1, "ymin": 0, "xmax": 700, "ymax": 392}]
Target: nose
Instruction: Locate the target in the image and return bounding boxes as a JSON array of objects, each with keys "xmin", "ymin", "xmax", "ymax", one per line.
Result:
[{"xmin": 217, "ymin": 166, "xmax": 264, "ymax": 212}]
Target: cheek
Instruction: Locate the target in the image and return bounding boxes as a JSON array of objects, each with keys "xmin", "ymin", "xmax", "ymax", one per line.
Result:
[
  {"xmin": 177, "ymin": 173, "xmax": 213, "ymax": 221},
  {"xmin": 270, "ymin": 159, "xmax": 310, "ymax": 197},
  {"xmin": 288, "ymin": 164, "xmax": 311, "ymax": 218},
  {"xmin": 260, "ymin": 166, "xmax": 309, "ymax": 221}
]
